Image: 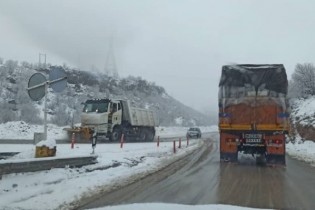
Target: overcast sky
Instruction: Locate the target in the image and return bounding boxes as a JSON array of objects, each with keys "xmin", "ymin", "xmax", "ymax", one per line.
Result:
[{"xmin": 0, "ymin": 0, "xmax": 315, "ymax": 113}]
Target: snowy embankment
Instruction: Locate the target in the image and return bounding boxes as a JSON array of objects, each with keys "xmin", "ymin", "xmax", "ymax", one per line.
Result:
[
  {"xmin": 0, "ymin": 121, "xmax": 219, "ymax": 210},
  {"xmin": 287, "ymin": 96, "xmax": 315, "ymax": 166},
  {"xmin": 286, "ymin": 141, "xmax": 315, "ymax": 167},
  {"xmin": 0, "ymin": 139, "xmax": 202, "ymax": 210},
  {"xmin": 1, "ymin": 120, "xmax": 314, "ymax": 210},
  {"xmin": 91, "ymin": 203, "xmax": 271, "ymax": 210},
  {"xmin": 291, "ymin": 97, "xmax": 315, "ymax": 126}
]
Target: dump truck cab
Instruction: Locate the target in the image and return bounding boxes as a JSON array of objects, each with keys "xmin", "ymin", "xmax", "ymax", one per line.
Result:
[{"xmin": 81, "ymin": 99, "xmax": 122, "ymax": 135}]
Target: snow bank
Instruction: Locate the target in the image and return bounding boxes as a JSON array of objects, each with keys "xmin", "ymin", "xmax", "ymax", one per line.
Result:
[
  {"xmin": 0, "ymin": 121, "xmax": 68, "ymax": 140},
  {"xmin": 290, "ymin": 97, "xmax": 315, "ymax": 131},
  {"xmin": 0, "ymin": 134, "xmax": 204, "ymax": 210},
  {"xmin": 36, "ymin": 139, "xmax": 56, "ymax": 149},
  {"xmin": 286, "ymin": 141, "xmax": 315, "ymax": 167}
]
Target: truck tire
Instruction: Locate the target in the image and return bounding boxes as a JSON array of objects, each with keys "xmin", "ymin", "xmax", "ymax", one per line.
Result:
[
  {"xmin": 147, "ymin": 129, "xmax": 155, "ymax": 141},
  {"xmin": 139, "ymin": 129, "xmax": 148, "ymax": 142},
  {"xmin": 124, "ymin": 135, "xmax": 134, "ymax": 142},
  {"xmin": 109, "ymin": 127, "xmax": 122, "ymax": 142}
]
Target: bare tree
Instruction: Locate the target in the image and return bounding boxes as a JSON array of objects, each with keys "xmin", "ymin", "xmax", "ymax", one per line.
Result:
[
  {"xmin": 0, "ymin": 101, "xmax": 17, "ymax": 123},
  {"xmin": 4, "ymin": 59, "xmax": 18, "ymax": 74},
  {"xmin": 19, "ymin": 103, "xmax": 42, "ymax": 124},
  {"xmin": 50, "ymin": 104, "xmax": 71, "ymax": 126},
  {"xmin": 291, "ymin": 63, "xmax": 315, "ymax": 98}
]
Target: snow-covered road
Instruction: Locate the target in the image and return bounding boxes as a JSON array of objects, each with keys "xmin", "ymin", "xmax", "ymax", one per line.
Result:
[{"xmin": 1, "ymin": 122, "xmax": 315, "ymax": 210}]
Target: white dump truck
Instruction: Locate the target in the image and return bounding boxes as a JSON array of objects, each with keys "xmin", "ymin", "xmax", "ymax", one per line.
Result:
[{"xmin": 65, "ymin": 99, "xmax": 159, "ymax": 142}]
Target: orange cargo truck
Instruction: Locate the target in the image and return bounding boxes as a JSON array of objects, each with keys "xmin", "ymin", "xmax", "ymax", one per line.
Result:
[{"xmin": 218, "ymin": 64, "xmax": 289, "ymax": 165}]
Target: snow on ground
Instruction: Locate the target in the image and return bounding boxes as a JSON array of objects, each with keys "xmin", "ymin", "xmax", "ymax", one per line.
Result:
[
  {"xmin": 292, "ymin": 97, "xmax": 315, "ymax": 119},
  {"xmin": 291, "ymin": 97, "xmax": 315, "ymax": 125},
  {"xmin": 2, "ymin": 120, "xmax": 315, "ymax": 210},
  {"xmin": 0, "ymin": 139, "xmax": 200, "ymax": 210},
  {"xmin": 0, "ymin": 121, "xmax": 69, "ymax": 139},
  {"xmin": 91, "ymin": 203, "xmax": 272, "ymax": 210},
  {"xmin": 286, "ymin": 140, "xmax": 315, "ymax": 167},
  {"xmin": 0, "ymin": 121, "xmax": 220, "ymax": 210}
]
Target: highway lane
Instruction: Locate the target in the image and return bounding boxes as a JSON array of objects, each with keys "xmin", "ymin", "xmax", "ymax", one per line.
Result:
[{"xmin": 79, "ymin": 132, "xmax": 315, "ymax": 210}]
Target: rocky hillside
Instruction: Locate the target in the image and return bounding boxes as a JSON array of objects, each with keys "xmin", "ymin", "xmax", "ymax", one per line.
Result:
[
  {"xmin": 290, "ymin": 97, "xmax": 315, "ymax": 141},
  {"xmin": 0, "ymin": 59, "xmax": 211, "ymax": 127}
]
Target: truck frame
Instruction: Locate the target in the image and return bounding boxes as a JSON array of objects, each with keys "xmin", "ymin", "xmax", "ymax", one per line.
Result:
[{"xmin": 218, "ymin": 64, "xmax": 289, "ymax": 165}]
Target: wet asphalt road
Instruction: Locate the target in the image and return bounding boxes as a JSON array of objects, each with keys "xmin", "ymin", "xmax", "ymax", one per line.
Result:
[{"xmin": 81, "ymin": 132, "xmax": 315, "ymax": 210}]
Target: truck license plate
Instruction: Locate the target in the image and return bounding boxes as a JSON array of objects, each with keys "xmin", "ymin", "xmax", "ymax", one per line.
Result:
[
  {"xmin": 246, "ymin": 138, "xmax": 261, "ymax": 143},
  {"xmin": 245, "ymin": 134, "xmax": 262, "ymax": 143}
]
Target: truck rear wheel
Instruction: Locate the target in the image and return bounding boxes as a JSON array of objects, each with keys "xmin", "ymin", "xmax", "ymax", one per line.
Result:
[
  {"xmin": 110, "ymin": 127, "xmax": 122, "ymax": 142},
  {"xmin": 147, "ymin": 129, "xmax": 155, "ymax": 141},
  {"xmin": 139, "ymin": 129, "xmax": 148, "ymax": 142}
]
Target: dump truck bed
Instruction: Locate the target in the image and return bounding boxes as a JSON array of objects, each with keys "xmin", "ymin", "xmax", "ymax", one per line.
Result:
[
  {"xmin": 121, "ymin": 100, "xmax": 159, "ymax": 127},
  {"xmin": 129, "ymin": 108, "xmax": 158, "ymax": 127}
]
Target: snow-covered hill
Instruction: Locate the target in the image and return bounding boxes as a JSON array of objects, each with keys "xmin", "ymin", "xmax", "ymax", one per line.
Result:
[
  {"xmin": 0, "ymin": 60, "xmax": 212, "ymax": 127},
  {"xmin": 290, "ymin": 97, "xmax": 315, "ymax": 141}
]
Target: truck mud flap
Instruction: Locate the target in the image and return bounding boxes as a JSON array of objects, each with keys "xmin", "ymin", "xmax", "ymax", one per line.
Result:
[
  {"xmin": 266, "ymin": 154, "xmax": 285, "ymax": 166},
  {"xmin": 220, "ymin": 152, "xmax": 238, "ymax": 163}
]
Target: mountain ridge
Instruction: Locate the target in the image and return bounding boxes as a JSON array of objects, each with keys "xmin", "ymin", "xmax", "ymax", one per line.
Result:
[{"xmin": 0, "ymin": 59, "xmax": 211, "ymax": 127}]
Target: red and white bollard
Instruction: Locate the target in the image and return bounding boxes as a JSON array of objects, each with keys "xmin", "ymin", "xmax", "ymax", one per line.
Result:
[
  {"xmin": 157, "ymin": 136, "xmax": 160, "ymax": 147},
  {"xmin": 173, "ymin": 140, "xmax": 176, "ymax": 153},
  {"xmin": 71, "ymin": 132, "xmax": 75, "ymax": 149},
  {"xmin": 179, "ymin": 138, "xmax": 181, "ymax": 148},
  {"xmin": 120, "ymin": 134, "xmax": 124, "ymax": 149}
]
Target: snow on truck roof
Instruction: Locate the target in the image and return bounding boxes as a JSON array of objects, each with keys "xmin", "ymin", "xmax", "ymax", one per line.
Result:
[{"xmin": 219, "ymin": 64, "xmax": 288, "ymax": 94}]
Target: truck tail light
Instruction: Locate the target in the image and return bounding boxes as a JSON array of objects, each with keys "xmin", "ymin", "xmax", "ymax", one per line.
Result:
[{"xmin": 270, "ymin": 139, "xmax": 283, "ymax": 145}]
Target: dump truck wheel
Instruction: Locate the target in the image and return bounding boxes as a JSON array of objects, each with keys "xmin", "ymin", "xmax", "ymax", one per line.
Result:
[
  {"xmin": 123, "ymin": 135, "xmax": 131, "ymax": 142},
  {"xmin": 139, "ymin": 129, "xmax": 148, "ymax": 142},
  {"xmin": 147, "ymin": 129, "xmax": 155, "ymax": 141},
  {"xmin": 110, "ymin": 127, "xmax": 121, "ymax": 142}
]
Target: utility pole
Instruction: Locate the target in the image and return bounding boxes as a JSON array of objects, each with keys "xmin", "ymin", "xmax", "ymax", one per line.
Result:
[
  {"xmin": 39, "ymin": 53, "xmax": 47, "ymax": 68},
  {"xmin": 104, "ymin": 38, "xmax": 119, "ymax": 78}
]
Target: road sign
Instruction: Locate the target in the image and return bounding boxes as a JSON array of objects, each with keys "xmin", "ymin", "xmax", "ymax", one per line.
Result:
[
  {"xmin": 49, "ymin": 66, "xmax": 67, "ymax": 92},
  {"xmin": 27, "ymin": 73, "xmax": 46, "ymax": 101},
  {"xmin": 27, "ymin": 67, "xmax": 68, "ymax": 140}
]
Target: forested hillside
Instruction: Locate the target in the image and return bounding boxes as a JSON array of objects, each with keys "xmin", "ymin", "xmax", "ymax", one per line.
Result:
[
  {"xmin": 0, "ymin": 58, "xmax": 211, "ymax": 127},
  {"xmin": 289, "ymin": 63, "xmax": 315, "ymax": 141}
]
